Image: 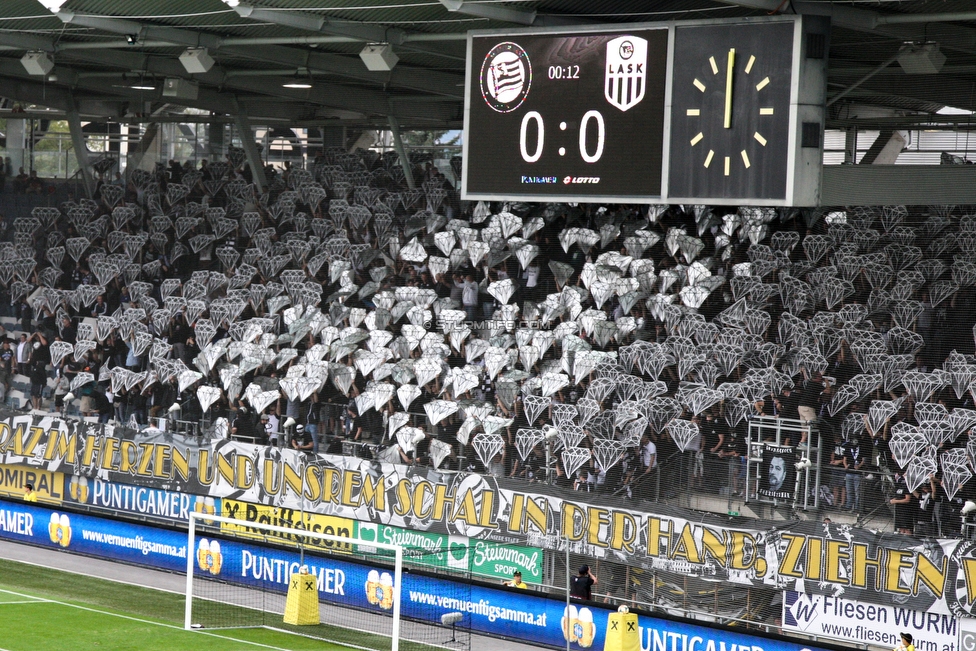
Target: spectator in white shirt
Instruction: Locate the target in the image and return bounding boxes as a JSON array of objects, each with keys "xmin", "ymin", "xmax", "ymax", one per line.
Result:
[
  {"xmin": 16, "ymin": 334, "xmax": 29, "ymax": 376},
  {"xmin": 455, "ymin": 273, "xmax": 479, "ymax": 320},
  {"xmin": 637, "ymin": 434, "xmax": 657, "ymax": 501}
]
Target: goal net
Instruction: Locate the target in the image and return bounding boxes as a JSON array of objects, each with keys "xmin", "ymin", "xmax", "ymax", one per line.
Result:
[{"xmin": 185, "ymin": 511, "xmax": 472, "ymax": 651}]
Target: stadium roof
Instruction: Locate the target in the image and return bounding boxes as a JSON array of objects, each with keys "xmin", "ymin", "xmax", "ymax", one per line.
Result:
[{"xmin": 0, "ymin": 0, "xmax": 974, "ymax": 129}]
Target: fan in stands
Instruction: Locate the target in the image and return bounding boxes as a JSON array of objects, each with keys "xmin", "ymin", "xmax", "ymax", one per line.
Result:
[{"xmin": 0, "ymin": 149, "xmax": 972, "ymax": 541}]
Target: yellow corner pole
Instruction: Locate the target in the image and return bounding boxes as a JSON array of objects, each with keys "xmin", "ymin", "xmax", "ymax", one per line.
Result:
[
  {"xmin": 283, "ymin": 572, "xmax": 320, "ymax": 626},
  {"xmin": 605, "ymin": 611, "xmax": 640, "ymax": 651},
  {"xmin": 724, "ymin": 48, "xmax": 735, "ymax": 129}
]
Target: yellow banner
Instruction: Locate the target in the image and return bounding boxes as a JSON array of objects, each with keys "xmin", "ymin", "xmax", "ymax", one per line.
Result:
[
  {"xmin": 219, "ymin": 499, "xmax": 355, "ymax": 554},
  {"xmin": 0, "ymin": 463, "xmax": 64, "ymax": 505}
]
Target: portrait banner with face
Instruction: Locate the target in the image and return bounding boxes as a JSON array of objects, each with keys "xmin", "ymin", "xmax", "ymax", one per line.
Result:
[{"xmin": 759, "ymin": 443, "xmax": 795, "ymax": 500}]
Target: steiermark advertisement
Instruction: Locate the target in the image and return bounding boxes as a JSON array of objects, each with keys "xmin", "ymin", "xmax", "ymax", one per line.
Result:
[{"xmin": 355, "ymin": 521, "xmax": 542, "ymax": 584}]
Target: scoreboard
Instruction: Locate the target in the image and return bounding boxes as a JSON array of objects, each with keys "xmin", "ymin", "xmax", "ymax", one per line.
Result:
[{"xmin": 461, "ymin": 15, "xmax": 829, "ymax": 207}]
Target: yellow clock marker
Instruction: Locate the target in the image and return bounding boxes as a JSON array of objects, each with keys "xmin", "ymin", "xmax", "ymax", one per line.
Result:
[
  {"xmin": 760, "ymin": 107, "xmax": 774, "ymax": 115},
  {"xmin": 724, "ymin": 156, "xmax": 730, "ymax": 176},
  {"xmin": 686, "ymin": 109, "xmax": 700, "ymax": 116},
  {"xmin": 745, "ymin": 55, "xmax": 756, "ymax": 74},
  {"xmin": 704, "ymin": 150, "xmax": 714, "ymax": 168},
  {"xmin": 754, "ymin": 132, "xmax": 767, "ymax": 146},
  {"xmin": 741, "ymin": 150, "xmax": 751, "ymax": 168},
  {"xmin": 709, "ymin": 56, "xmax": 719, "ymax": 75},
  {"xmin": 724, "ymin": 48, "xmax": 735, "ymax": 129},
  {"xmin": 756, "ymin": 76, "xmax": 770, "ymax": 91},
  {"xmin": 690, "ymin": 132, "xmax": 704, "ymax": 146},
  {"xmin": 693, "ymin": 78, "xmax": 706, "ymax": 92}
]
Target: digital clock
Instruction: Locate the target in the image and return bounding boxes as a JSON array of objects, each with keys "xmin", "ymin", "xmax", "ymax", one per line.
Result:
[
  {"xmin": 464, "ymin": 28, "xmax": 669, "ymax": 201},
  {"xmin": 547, "ymin": 65, "xmax": 580, "ymax": 80}
]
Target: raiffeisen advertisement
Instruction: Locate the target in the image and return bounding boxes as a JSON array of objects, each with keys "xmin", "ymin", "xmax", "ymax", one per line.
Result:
[{"xmin": 0, "ymin": 498, "xmax": 844, "ymax": 651}]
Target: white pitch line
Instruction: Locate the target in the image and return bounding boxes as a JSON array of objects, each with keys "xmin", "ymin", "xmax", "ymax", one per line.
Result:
[
  {"xmin": 0, "ymin": 599, "xmax": 52, "ymax": 604},
  {"xmin": 0, "ymin": 587, "xmax": 300, "ymax": 651}
]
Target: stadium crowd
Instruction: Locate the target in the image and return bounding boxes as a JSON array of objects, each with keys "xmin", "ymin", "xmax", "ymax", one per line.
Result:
[{"xmin": 1, "ymin": 145, "xmax": 974, "ymax": 538}]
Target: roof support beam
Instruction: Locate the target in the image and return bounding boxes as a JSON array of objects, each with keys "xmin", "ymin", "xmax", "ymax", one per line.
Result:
[
  {"xmin": 66, "ymin": 99, "xmax": 94, "ymax": 198},
  {"xmin": 231, "ymin": 3, "xmax": 406, "ymax": 45},
  {"xmin": 849, "ymin": 74, "xmax": 976, "ymax": 112},
  {"xmin": 437, "ymin": 0, "xmax": 585, "ymax": 26},
  {"xmin": 387, "ymin": 115, "xmax": 415, "ymax": 189},
  {"xmin": 0, "ymin": 75, "xmax": 72, "ymax": 111},
  {"xmin": 827, "ymin": 50, "xmax": 903, "ymax": 107},
  {"xmin": 438, "ymin": 0, "xmax": 536, "ymax": 26},
  {"xmin": 222, "ymin": 44, "xmax": 462, "ymax": 97},
  {"xmin": 712, "ymin": 1, "xmax": 976, "ymax": 55},
  {"xmin": 49, "ymin": 48, "xmax": 459, "ymax": 120},
  {"xmin": 53, "ymin": 11, "xmax": 462, "ymax": 97},
  {"xmin": 0, "ymin": 45, "xmax": 461, "ymax": 123},
  {"xmin": 231, "ymin": 102, "xmax": 268, "ymax": 189},
  {"xmin": 57, "ymin": 11, "xmax": 221, "ymax": 49}
]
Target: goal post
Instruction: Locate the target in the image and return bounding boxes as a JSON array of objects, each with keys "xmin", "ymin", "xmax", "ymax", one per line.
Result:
[{"xmin": 184, "ymin": 511, "xmax": 404, "ymax": 651}]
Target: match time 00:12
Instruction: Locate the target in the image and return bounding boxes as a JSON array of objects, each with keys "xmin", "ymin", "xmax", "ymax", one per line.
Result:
[{"xmin": 548, "ymin": 65, "xmax": 580, "ymax": 80}]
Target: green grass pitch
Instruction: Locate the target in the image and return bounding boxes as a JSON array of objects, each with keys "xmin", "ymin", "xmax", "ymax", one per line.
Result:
[{"xmin": 0, "ymin": 557, "xmax": 403, "ymax": 651}]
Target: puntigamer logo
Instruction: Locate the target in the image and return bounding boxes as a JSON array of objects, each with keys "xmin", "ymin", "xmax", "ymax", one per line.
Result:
[{"xmin": 522, "ymin": 176, "xmax": 558, "ymax": 184}]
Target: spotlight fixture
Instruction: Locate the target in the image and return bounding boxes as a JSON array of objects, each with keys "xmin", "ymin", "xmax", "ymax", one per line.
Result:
[
  {"xmin": 21, "ymin": 51, "xmax": 54, "ymax": 76},
  {"xmin": 37, "ymin": 0, "xmax": 68, "ymax": 12},
  {"xmin": 126, "ymin": 34, "xmax": 138, "ymax": 45},
  {"xmin": 179, "ymin": 47, "xmax": 214, "ymax": 74},
  {"xmin": 897, "ymin": 42, "xmax": 946, "ymax": 75},
  {"xmin": 282, "ymin": 69, "xmax": 312, "ymax": 89},
  {"xmin": 360, "ymin": 43, "xmax": 398, "ymax": 71}
]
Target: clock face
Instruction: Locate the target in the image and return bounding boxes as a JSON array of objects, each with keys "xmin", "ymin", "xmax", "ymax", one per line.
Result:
[{"xmin": 668, "ymin": 22, "xmax": 795, "ymax": 202}]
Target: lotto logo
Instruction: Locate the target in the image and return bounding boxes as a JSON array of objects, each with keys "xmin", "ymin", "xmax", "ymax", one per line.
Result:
[
  {"xmin": 48, "ymin": 513, "xmax": 71, "ymax": 548},
  {"xmin": 197, "ymin": 538, "xmax": 223, "ymax": 576}
]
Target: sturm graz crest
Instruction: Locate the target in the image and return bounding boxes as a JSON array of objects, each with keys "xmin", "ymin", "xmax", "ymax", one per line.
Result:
[
  {"xmin": 480, "ymin": 42, "xmax": 532, "ymax": 113},
  {"xmin": 605, "ymin": 35, "xmax": 647, "ymax": 112}
]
